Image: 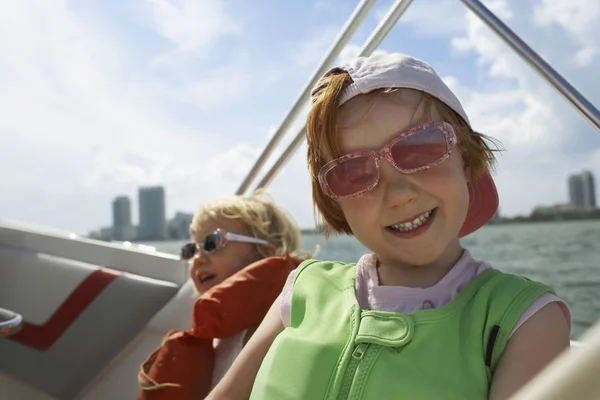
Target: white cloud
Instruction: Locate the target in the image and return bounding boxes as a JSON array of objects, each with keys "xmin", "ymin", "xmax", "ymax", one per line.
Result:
[
  {"xmin": 204, "ymin": 145, "xmax": 261, "ymax": 184},
  {"xmin": 533, "ymin": 0, "xmax": 600, "ymax": 67},
  {"xmin": 267, "ymin": 142, "xmax": 315, "ymax": 228},
  {"xmin": 290, "ymin": 27, "xmax": 340, "ymax": 68},
  {"xmin": 451, "ymin": 1, "xmax": 520, "ymax": 81},
  {"xmin": 0, "ymin": 0, "xmax": 246, "ymax": 232},
  {"xmin": 176, "ymin": 62, "xmax": 252, "ymax": 109},
  {"xmin": 146, "ymin": 0, "xmax": 241, "ymax": 66},
  {"xmin": 137, "ymin": 0, "xmax": 252, "ymax": 109}
]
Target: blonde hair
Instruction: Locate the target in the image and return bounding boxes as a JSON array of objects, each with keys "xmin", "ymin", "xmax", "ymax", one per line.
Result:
[
  {"xmin": 190, "ymin": 189, "xmax": 303, "ymax": 259},
  {"xmin": 307, "ymin": 71, "xmax": 501, "ymax": 238}
]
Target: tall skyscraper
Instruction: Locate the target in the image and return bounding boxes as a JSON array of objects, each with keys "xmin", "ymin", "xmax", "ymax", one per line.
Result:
[
  {"xmin": 138, "ymin": 186, "xmax": 167, "ymax": 240},
  {"xmin": 112, "ymin": 196, "xmax": 133, "ymax": 241},
  {"xmin": 569, "ymin": 171, "xmax": 596, "ymax": 210},
  {"xmin": 581, "ymin": 170, "xmax": 596, "ymax": 209},
  {"xmin": 569, "ymin": 174, "xmax": 584, "ymax": 208}
]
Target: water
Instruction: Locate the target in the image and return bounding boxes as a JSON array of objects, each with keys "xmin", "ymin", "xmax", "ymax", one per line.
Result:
[{"xmin": 147, "ymin": 220, "xmax": 600, "ymax": 340}]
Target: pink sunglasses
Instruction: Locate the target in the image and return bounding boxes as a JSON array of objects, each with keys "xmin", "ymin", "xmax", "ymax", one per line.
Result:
[{"xmin": 318, "ymin": 121, "xmax": 457, "ymax": 201}]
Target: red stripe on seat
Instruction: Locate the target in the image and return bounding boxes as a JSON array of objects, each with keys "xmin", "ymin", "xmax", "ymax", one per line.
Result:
[{"xmin": 10, "ymin": 268, "xmax": 121, "ymax": 350}]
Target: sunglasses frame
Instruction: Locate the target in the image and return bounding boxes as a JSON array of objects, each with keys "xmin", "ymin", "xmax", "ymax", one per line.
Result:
[
  {"xmin": 318, "ymin": 121, "xmax": 457, "ymax": 201},
  {"xmin": 180, "ymin": 228, "xmax": 270, "ymax": 260}
]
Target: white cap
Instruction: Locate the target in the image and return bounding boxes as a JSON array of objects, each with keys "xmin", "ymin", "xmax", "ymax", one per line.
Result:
[{"xmin": 314, "ymin": 52, "xmax": 470, "ymax": 126}]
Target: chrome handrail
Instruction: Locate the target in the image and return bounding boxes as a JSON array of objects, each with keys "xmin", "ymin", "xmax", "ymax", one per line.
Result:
[{"xmin": 235, "ymin": 0, "xmax": 378, "ymax": 195}]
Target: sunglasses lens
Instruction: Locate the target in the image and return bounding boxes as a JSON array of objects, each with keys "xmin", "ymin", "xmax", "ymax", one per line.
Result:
[
  {"xmin": 203, "ymin": 232, "xmax": 219, "ymax": 253},
  {"xmin": 180, "ymin": 242, "xmax": 197, "ymax": 260},
  {"xmin": 391, "ymin": 127, "xmax": 448, "ymax": 170},
  {"xmin": 325, "ymin": 156, "xmax": 378, "ymax": 198}
]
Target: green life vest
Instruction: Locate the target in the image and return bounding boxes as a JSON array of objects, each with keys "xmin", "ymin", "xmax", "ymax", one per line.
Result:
[{"xmin": 251, "ymin": 259, "xmax": 554, "ymax": 400}]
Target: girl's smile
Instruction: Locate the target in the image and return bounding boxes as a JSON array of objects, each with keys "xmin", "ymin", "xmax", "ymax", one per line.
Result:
[{"xmin": 385, "ymin": 207, "xmax": 437, "ymax": 238}]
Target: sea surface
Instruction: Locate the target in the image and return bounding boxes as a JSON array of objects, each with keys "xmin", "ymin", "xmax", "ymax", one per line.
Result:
[{"xmin": 146, "ymin": 220, "xmax": 600, "ymax": 340}]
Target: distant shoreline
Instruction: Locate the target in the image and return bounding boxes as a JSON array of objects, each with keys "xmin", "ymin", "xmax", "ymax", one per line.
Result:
[
  {"xmin": 494, "ymin": 211, "xmax": 600, "ymax": 225},
  {"xmin": 299, "ymin": 215, "xmax": 600, "ymax": 235}
]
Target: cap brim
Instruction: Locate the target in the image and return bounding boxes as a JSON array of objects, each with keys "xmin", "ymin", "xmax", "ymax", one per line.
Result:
[{"xmin": 460, "ymin": 172, "xmax": 498, "ymax": 238}]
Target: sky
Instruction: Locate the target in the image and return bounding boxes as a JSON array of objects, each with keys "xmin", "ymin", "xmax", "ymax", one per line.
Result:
[{"xmin": 1, "ymin": 0, "xmax": 599, "ymax": 234}]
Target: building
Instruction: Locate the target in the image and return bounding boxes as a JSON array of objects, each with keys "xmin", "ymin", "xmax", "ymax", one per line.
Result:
[
  {"xmin": 569, "ymin": 174, "xmax": 584, "ymax": 208},
  {"xmin": 112, "ymin": 196, "xmax": 135, "ymax": 241},
  {"xmin": 569, "ymin": 171, "xmax": 596, "ymax": 210},
  {"xmin": 581, "ymin": 171, "xmax": 596, "ymax": 210},
  {"xmin": 168, "ymin": 212, "xmax": 194, "ymax": 240},
  {"xmin": 531, "ymin": 204, "xmax": 572, "ymax": 218},
  {"xmin": 88, "ymin": 227, "xmax": 113, "ymax": 241},
  {"xmin": 138, "ymin": 186, "xmax": 167, "ymax": 240}
]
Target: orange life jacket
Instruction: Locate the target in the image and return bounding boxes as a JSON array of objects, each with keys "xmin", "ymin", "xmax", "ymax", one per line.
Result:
[{"xmin": 137, "ymin": 254, "xmax": 300, "ymax": 400}]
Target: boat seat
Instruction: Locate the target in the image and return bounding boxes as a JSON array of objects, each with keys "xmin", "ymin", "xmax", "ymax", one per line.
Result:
[
  {"xmin": 0, "ymin": 244, "xmax": 178, "ymax": 400},
  {"xmin": 78, "ymin": 278, "xmax": 198, "ymax": 400}
]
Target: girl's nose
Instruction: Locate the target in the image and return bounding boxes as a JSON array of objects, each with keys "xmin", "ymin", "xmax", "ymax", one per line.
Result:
[
  {"xmin": 379, "ymin": 161, "xmax": 419, "ymax": 208},
  {"xmin": 193, "ymin": 253, "xmax": 208, "ymax": 265}
]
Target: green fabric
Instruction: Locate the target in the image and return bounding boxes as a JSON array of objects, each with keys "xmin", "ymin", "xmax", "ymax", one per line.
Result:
[{"xmin": 251, "ymin": 259, "xmax": 554, "ymax": 400}]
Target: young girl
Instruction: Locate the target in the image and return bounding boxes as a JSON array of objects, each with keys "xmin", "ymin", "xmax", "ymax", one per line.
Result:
[
  {"xmin": 137, "ymin": 189, "xmax": 305, "ymax": 399},
  {"xmin": 208, "ymin": 53, "xmax": 571, "ymax": 399}
]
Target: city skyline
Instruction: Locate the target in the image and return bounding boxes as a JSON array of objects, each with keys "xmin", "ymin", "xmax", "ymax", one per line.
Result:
[
  {"xmin": 90, "ymin": 185, "xmax": 193, "ymax": 242},
  {"xmin": 91, "ymin": 169, "xmax": 600, "ymax": 241},
  {"xmin": 528, "ymin": 169, "xmax": 598, "ymax": 220}
]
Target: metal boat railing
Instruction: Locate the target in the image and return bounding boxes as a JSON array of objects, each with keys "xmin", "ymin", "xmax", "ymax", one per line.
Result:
[{"xmin": 235, "ymin": 0, "xmax": 600, "ymax": 398}]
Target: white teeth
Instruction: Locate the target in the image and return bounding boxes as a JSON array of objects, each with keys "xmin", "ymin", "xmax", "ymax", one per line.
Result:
[{"xmin": 390, "ymin": 210, "xmax": 433, "ymax": 232}]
